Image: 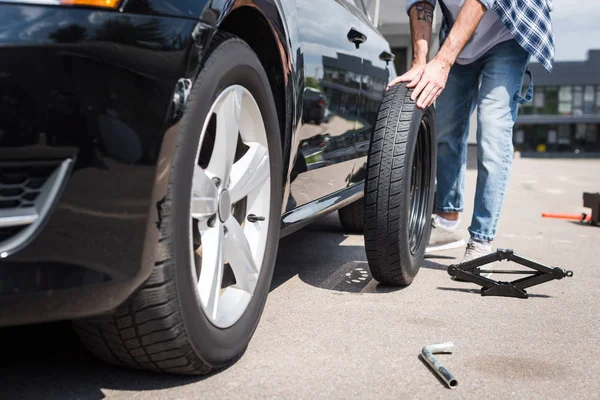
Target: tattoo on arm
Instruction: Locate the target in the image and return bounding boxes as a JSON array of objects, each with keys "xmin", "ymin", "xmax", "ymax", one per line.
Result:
[{"xmin": 415, "ymin": 2, "xmax": 434, "ymax": 26}]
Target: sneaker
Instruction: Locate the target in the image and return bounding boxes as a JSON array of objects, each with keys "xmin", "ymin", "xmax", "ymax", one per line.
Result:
[
  {"xmin": 453, "ymin": 241, "xmax": 494, "ymax": 280},
  {"xmin": 425, "ymin": 216, "xmax": 465, "ymax": 254}
]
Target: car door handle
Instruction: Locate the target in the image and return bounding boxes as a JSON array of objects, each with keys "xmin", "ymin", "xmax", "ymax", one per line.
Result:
[
  {"xmin": 347, "ymin": 28, "xmax": 367, "ymax": 49},
  {"xmin": 379, "ymin": 51, "xmax": 395, "ymax": 63}
]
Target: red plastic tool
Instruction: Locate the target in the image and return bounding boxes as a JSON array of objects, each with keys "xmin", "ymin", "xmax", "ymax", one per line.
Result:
[{"xmin": 542, "ymin": 213, "xmax": 591, "ymax": 222}]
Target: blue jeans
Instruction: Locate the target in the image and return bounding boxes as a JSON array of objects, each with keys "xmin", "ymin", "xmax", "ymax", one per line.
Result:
[{"xmin": 435, "ymin": 39, "xmax": 531, "ymax": 242}]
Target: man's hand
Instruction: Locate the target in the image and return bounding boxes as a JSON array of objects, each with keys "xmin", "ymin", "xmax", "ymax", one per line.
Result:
[
  {"xmin": 387, "ymin": 57, "xmax": 450, "ymax": 109},
  {"xmin": 388, "ymin": 0, "xmax": 486, "ymax": 109},
  {"xmin": 386, "ymin": 63, "xmax": 426, "ymax": 91},
  {"xmin": 410, "ymin": 57, "xmax": 451, "ymax": 109}
]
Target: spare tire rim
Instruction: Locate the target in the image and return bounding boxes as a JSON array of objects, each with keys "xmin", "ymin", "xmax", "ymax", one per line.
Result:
[
  {"xmin": 190, "ymin": 85, "xmax": 271, "ymax": 328},
  {"xmin": 408, "ymin": 118, "xmax": 432, "ymax": 254}
]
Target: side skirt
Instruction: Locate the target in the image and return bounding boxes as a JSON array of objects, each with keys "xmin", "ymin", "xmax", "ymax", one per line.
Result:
[{"xmin": 279, "ymin": 183, "xmax": 364, "ymax": 238}]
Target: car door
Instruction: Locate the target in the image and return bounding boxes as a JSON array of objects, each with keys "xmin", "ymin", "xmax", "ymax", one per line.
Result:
[
  {"xmin": 351, "ymin": 0, "xmax": 395, "ymax": 185},
  {"xmin": 286, "ymin": 0, "xmax": 367, "ymax": 211}
]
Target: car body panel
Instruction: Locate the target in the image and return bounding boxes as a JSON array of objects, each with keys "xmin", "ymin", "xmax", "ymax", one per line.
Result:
[
  {"xmin": 285, "ymin": 0, "xmax": 363, "ymax": 211},
  {"xmin": 284, "ymin": 0, "xmax": 393, "ymax": 213},
  {"xmin": 0, "ymin": 5, "xmax": 205, "ymax": 324}
]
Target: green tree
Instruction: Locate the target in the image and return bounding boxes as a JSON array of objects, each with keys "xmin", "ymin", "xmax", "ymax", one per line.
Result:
[{"xmin": 305, "ymin": 76, "xmax": 321, "ymax": 90}]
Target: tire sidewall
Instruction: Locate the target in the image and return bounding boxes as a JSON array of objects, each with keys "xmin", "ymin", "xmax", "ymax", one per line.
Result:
[{"xmin": 171, "ymin": 39, "xmax": 282, "ymax": 367}]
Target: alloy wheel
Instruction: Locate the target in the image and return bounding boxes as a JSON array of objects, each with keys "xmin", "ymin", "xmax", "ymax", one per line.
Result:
[{"xmin": 190, "ymin": 85, "xmax": 271, "ymax": 328}]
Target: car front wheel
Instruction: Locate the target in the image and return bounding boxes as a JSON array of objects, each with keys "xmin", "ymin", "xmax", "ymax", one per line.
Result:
[{"xmin": 74, "ymin": 34, "xmax": 282, "ymax": 375}]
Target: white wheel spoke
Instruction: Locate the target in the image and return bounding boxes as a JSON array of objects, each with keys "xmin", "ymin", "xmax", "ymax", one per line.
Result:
[
  {"xmin": 229, "ymin": 144, "xmax": 270, "ymax": 203},
  {"xmin": 198, "ymin": 222, "xmax": 224, "ymax": 321},
  {"xmin": 191, "ymin": 165, "xmax": 218, "ymax": 222},
  {"xmin": 207, "ymin": 86, "xmax": 242, "ymax": 184},
  {"xmin": 224, "ymin": 218, "xmax": 258, "ymax": 293}
]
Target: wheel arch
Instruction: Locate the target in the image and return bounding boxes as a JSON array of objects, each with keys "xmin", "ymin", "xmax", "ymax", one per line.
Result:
[{"xmin": 216, "ymin": 4, "xmax": 293, "ymax": 175}]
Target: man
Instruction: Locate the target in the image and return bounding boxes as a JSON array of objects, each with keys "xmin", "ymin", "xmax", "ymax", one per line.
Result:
[{"xmin": 387, "ymin": 0, "xmax": 554, "ymax": 265}]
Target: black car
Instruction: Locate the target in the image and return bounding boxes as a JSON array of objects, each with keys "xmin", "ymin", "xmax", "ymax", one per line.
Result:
[{"xmin": 0, "ymin": 0, "xmax": 436, "ymax": 375}]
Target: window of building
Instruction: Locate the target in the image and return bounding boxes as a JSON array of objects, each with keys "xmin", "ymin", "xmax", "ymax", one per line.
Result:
[
  {"xmin": 596, "ymin": 86, "xmax": 600, "ymax": 114},
  {"xmin": 513, "ymin": 124, "xmax": 540, "ymax": 152},
  {"xmin": 535, "ymin": 125, "xmax": 550, "ymax": 145},
  {"xmin": 521, "ymin": 91, "xmax": 534, "ymax": 115},
  {"xmin": 534, "ymin": 87, "xmax": 545, "ymax": 113},
  {"xmin": 584, "ymin": 86, "xmax": 595, "ymax": 114},
  {"xmin": 558, "ymin": 86, "xmax": 573, "ymax": 114},
  {"xmin": 515, "ymin": 129, "xmax": 525, "ymax": 144},
  {"xmin": 543, "ymin": 86, "xmax": 558, "ymax": 115},
  {"xmin": 573, "ymin": 86, "xmax": 583, "ymax": 115},
  {"xmin": 587, "ymin": 124, "xmax": 598, "ymax": 143},
  {"xmin": 558, "ymin": 125, "xmax": 571, "ymax": 145},
  {"xmin": 544, "ymin": 126, "xmax": 560, "ymax": 151},
  {"xmin": 574, "ymin": 124, "xmax": 599, "ymax": 149},
  {"xmin": 547, "ymin": 128, "xmax": 557, "ymax": 144},
  {"xmin": 575, "ymin": 123, "xmax": 587, "ymax": 140}
]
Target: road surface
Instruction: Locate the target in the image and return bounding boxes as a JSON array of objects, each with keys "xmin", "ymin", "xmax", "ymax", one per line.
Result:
[{"xmin": 0, "ymin": 157, "xmax": 599, "ymax": 399}]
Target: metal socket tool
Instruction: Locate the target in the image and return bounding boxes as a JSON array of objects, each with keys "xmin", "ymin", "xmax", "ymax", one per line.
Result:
[{"xmin": 421, "ymin": 342, "xmax": 458, "ymax": 389}]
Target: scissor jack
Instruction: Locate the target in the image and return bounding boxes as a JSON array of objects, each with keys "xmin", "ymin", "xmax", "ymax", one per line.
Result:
[{"xmin": 447, "ymin": 249, "xmax": 573, "ymax": 299}]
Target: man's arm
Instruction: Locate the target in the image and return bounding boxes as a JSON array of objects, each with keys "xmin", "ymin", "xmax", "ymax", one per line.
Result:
[
  {"xmin": 411, "ymin": 2, "xmax": 434, "ymax": 67},
  {"xmin": 386, "ymin": 1, "xmax": 435, "ymax": 90},
  {"xmin": 389, "ymin": 0, "xmax": 487, "ymax": 109},
  {"xmin": 425, "ymin": 0, "xmax": 487, "ymax": 78}
]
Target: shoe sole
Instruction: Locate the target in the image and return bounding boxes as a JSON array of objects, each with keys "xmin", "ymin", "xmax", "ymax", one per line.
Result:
[{"xmin": 425, "ymin": 239, "xmax": 466, "ymax": 254}]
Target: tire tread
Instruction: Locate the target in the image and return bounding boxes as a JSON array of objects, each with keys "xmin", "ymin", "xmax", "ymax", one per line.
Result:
[{"xmin": 363, "ymin": 84, "xmax": 422, "ymax": 286}]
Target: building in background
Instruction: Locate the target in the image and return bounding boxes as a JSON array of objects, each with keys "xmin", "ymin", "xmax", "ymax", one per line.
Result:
[{"xmin": 514, "ymin": 50, "xmax": 600, "ymax": 155}]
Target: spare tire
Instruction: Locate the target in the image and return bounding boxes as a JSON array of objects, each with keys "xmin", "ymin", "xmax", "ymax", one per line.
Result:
[{"xmin": 363, "ymin": 83, "xmax": 436, "ymax": 286}]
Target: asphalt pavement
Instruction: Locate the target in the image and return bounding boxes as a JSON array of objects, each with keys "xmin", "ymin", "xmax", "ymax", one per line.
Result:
[{"xmin": 0, "ymin": 157, "xmax": 599, "ymax": 399}]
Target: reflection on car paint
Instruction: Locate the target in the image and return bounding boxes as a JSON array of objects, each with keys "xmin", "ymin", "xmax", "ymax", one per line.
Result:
[{"xmin": 289, "ymin": 48, "xmax": 389, "ymax": 211}]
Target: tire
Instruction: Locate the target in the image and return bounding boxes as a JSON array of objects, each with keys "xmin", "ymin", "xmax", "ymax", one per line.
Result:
[
  {"xmin": 338, "ymin": 200, "xmax": 364, "ymax": 233},
  {"xmin": 74, "ymin": 34, "xmax": 283, "ymax": 375},
  {"xmin": 363, "ymin": 83, "xmax": 436, "ymax": 286}
]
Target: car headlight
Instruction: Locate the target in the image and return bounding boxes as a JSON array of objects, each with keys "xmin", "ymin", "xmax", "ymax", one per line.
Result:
[
  {"xmin": 61, "ymin": 0, "xmax": 119, "ymax": 8},
  {"xmin": 1, "ymin": 0, "xmax": 119, "ymax": 8}
]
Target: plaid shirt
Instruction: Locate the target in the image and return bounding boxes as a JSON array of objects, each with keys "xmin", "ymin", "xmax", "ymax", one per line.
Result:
[{"xmin": 406, "ymin": 0, "xmax": 555, "ymax": 72}]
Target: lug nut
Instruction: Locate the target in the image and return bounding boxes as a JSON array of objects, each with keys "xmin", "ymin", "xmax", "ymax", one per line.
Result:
[{"xmin": 247, "ymin": 214, "xmax": 265, "ymax": 223}]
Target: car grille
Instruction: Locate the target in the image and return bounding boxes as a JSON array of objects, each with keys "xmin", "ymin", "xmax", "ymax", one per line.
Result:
[
  {"xmin": 0, "ymin": 159, "xmax": 72, "ymax": 255},
  {"xmin": 0, "ymin": 226, "xmax": 25, "ymax": 242},
  {"xmin": 0, "ymin": 163, "xmax": 59, "ymax": 209}
]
